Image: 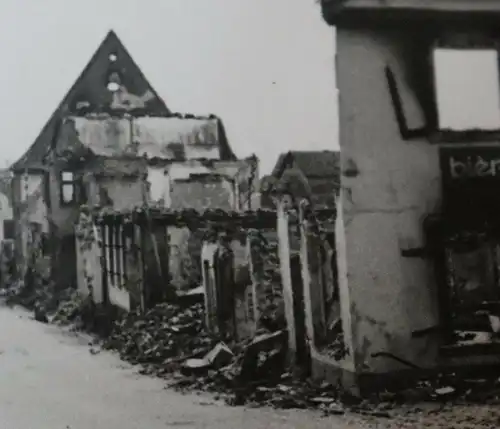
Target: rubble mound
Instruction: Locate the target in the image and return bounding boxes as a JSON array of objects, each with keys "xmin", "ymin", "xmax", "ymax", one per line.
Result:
[
  {"xmin": 102, "ymin": 302, "xmax": 217, "ymax": 374},
  {"xmin": 98, "ymin": 301, "xmax": 345, "ymax": 411},
  {"xmin": 51, "ymin": 290, "xmax": 90, "ymax": 326},
  {"xmin": 169, "ymin": 330, "xmax": 347, "ymax": 412},
  {"xmin": 5, "ymin": 277, "xmax": 75, "ymax": 315}
]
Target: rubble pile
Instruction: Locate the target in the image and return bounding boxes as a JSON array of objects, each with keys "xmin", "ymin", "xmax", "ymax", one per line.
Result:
[
  {"xmin": 102, "ymin": 302, "xmax": 218, "ymax": 374},
  {"xmin": 51, "ymin": 290, "xmax": 90, "ymax": 326},
  {"xmin": 172, "ymin": 368, "xmax": 345, "ymax": 412},
  {"xmin": 5, "ymin": 277, "xmax": 68, "ymax": 314},
  {"xmin": 100, "ymin": 302, "xmax": 345, "ymax": 411},
  {"xmin": 373, "ymin": 371, "xmax": 500, "ymax": 406},
  {"xmin": 5, "ymin": 277, "xmax": 88, "ymax": 325},
  {"xmin": 5, "ymin": 279, "xmax": 46, "ymax": 310},
  {"xmin": 167, "ymin": 330, "xmax": 346, "ymax": 412}
]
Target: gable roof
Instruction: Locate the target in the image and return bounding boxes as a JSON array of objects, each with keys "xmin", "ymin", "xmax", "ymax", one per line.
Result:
[
  {"xmin": 271, "ymin": 150, "xmax": 340, "ymax": 180},
  {"xmin": 266, "ymin": 150, "xmax": 340, "ymax": 208},
  {"xmin": 12, "ymin": 30, "xmax": 171, "ymax": 172}
]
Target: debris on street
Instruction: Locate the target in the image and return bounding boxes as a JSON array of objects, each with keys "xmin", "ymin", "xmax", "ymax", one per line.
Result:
[
  {"xmin": 4, "ymin": 277, "xmax": 79, "ymax": 320},
  {"xmin": 169, "ymin": 329, "xmax": 348, "ymax": 412},
  {"xmin": 102, "ymin": 302, "xmax": 217, "ymax": 375},
  {"xmin": 51, "ymin": 291, "xmax": 88, "ymax": 325},
  {"xmin": 89, "ymin": 299, "xmax": 344, "ymax": 411}
]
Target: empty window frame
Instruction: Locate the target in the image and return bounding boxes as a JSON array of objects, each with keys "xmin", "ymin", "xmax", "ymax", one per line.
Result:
[
  {"xmin": 433, "ymin": 48, "xmax": 500, "ymax": 131},
  {"xmin": 103, "ymin": 225, "xmax": 127, "ymax": 289},
  {"xmin": 3, "ymin": 219, "xmax": 14, "ymax": 240},
  {"xmin": 60, "ymin": 171, "xmax": 77, "ymax": 205}
]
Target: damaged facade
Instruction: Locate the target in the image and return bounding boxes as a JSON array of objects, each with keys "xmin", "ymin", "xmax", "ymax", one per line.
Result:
[
  {"xmin": 0, "ymin": 169, "xmax": 14, "ymax": 243},
  {"xmin": 320, "ymin": 0, "xmax": 500, "ymax": 390},
  {"xmin": 261, "ymin": 151, "xmax": 342, "ymax": 374},
  {"xmin": 11, "ymin": 30, "xmax": 257, "ymax": 295},
  {"xmin": 201, "ymin": 220, "xmax": 284, "ymax": 342},
  {"xmin": 0, "ymin": 169, "xmax": 14, "ymax": 285},
  {"xmin": 77, "ymin": 208, "xmax": 277, "ymax": 316}
]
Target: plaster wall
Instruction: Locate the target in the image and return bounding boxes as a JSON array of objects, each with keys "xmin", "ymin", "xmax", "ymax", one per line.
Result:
[
  {"xmin": 13, "ymin": 173, "xmax": 49, "ymax": 274},
  {"xmin": 67, "ymin": 116, "xmax": 221, "ymax": 160},
  {"xmin": 0, "ymin": 192, "xmax": 13, "ymax": 242},
  {"xmin": 148, "ymin": 167, "xmax": 169, "ymax": 205},
  {"xmin": 168, "ymin": 226, "xmax": 200, "ymax": 291},
  {"xmin": 109, "ymin": 282, "xmax": 130, "ymax": 311},
  {"xmin": 75, "ymin": 220, "xmax": 103, "ymax": 304},
  {"xmin": 299, "ymin": 214, "xmax": 356, "ymax": 376},
  {"xmin": 170, "ymin": 179, "xmax": 235, "ymax": 211},
  {"xmin": 336, "ymin": 28, "xmax": 441, "ymax": 373},
  {"xmin": 18, "ymin": 173, "xmax": 48, "ymax": 230},
  {"xmin": 201, "ymin": 242, "xmax": 218, "ymax": 331},
  {"xmin": 276, "ymin": 203, "xmax": 296, "ymax": 353},
  {"xmin": 97, "ymin": 177, "xmax": 145, "ymax": 211},
  {"xmin": 148, "ymin": 159, "xmax": 248, "ymax": 208}
]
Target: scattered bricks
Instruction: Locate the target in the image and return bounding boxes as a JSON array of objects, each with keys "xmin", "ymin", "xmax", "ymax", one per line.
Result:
[
  {"xmin": 239, "ymin": 330, "xmax": 287, "ymax": 379},
  {"xmin": 103, "ymin": 302, "xmax": 217, "ymax": 374},
  {"xmin": 204, "ymin": 342, "xmax": 234, "ymax": 370}
]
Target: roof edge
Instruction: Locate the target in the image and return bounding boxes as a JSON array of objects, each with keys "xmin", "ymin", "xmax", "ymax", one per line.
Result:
[{"xmin": 321, "ymin": 0, "xmax": 500, "ymax": 27}]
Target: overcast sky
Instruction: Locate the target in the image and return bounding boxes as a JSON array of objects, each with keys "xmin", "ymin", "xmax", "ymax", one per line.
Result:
[{"xmin": 0, "ymin": 0, "xmax": 337, "ymax": 174}]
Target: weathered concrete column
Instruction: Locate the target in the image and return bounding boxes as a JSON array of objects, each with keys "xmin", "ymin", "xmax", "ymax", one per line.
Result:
[{"xmin": 276, "ymin": 201, "xmax": 296, "ymax": 357}]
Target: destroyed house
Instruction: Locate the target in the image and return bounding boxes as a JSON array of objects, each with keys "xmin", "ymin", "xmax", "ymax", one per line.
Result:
[
  {"xmin": 78, "ymin": 208, "xmax": 277, "ymax": 314},
  {"xmin": 10, "ymin": 29, "xmax": 238, "ymax": 290},
  {"xmin": 319, "ymin": 0, "xmax": 500, "ymax": 391}
]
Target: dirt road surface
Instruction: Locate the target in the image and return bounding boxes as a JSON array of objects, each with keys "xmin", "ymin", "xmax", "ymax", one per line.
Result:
[
  {"xmin": 0, "ymin": 305, "xmax": 368, "ymax": 429},
  {"xmin": 3, "ymin": 304, "xmax": 499, "ymax": 429}
]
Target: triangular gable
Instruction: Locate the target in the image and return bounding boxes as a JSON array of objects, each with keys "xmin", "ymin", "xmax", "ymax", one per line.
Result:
[
  {"xmin": 268, "ymin": 150, "xmax": 340, "ymax": 208},
  {"xmin": 271, "ymin": 151, "xmax": 340, "ymax": 179},
  {"xmin": 12, "ymin": 30, "xmax": 171, "ymax": 171}
]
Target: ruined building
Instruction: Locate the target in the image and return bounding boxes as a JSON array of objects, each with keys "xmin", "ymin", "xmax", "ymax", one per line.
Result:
[{"xmin": 11, "ymin": 30, "xmax": 258, "ymax": 291}]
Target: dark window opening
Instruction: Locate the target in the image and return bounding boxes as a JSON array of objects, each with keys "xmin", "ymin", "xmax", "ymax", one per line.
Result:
[
  {"xmin": 40, "ymin": 233, "xmax": 49, "ymax": 257},
  {"xmin": 3, "ymin": 219, "xmax": 14, "ymax": 240},
  {"xmin": 60, "ymin": 171, "xmax": 77, "ymax": 205},
  {"xmin": 108, "ymin": 226, "xmax": 115, "ymax": 286}
]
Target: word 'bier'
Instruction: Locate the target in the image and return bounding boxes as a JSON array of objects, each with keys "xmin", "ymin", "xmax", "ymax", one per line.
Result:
[{"xmin": 449, "ymin": 155, "xmax": 500, "ymax": 179}]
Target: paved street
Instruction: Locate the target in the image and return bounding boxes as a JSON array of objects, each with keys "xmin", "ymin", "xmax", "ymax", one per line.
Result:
[{"xmin": 0, "ymin": 305, "xmax": 366, "ymax": 429}]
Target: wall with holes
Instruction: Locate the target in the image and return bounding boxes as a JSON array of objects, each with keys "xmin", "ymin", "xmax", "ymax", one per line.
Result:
[
  {"xmin": 147, "ymin": 157, "xmax": 260, "ymax": 210},
  {"xmin": 336, "ymin": 28, "xmax": 441, "ymax": 374},
  {"xmin": 297, "ymin": 207, "xmax": 356, "ymax": 383},
  {"xmin": 12, "ymin": 172, "xmax": 49, "ymax": 275},
  {"xmin": 77, "ymin": 219, "xmax": 145, "ymax": 312},
  {"xmin": 97, "ymin": 177, "xmax": 145, "ymax": 212},
  {"xmin": 201, "ymin": 238, "xmax": 257, "ymax": 340},
  {"xmin": 75, "ymin": 212, "xmax": 104, "ymax": 304},
  {"xmin": 248, "ymin": 230, "xmax": 284, "ymax": 331}
]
